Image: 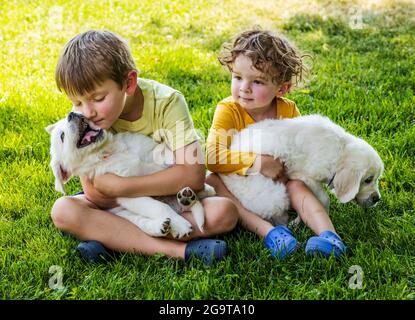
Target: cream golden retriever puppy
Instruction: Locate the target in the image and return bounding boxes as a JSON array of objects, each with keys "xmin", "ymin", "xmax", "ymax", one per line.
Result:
[
  {"xmin": 46, "ymin": 112, "xmax": 214, "ymax": 238},
  {"xmin": 220, "ymin": 114, "xmax": 384, "ymax": 225}
]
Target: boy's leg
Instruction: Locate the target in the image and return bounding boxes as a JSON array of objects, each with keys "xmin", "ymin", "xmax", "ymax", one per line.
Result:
[
  {"xmin": 52, "ymin": 194, "xmax": 236, "ymax": 262},
  {"xmin": 173, "ymin": 196, "xmax": 239, "ymax": 241},
  {"xmin": 52, "ymin": 195, "xmax": 186, "ymax": 259},
  {"xmin": 206, "ymin": 173, "xmax": 273, "ymax": 238},
  {"xmin": 206, "ymin": 173, "xmax": 298, "ymax": 259},
  {"xmin": 286, "ymin": 180, "xmax": 335, "ymax": 235},
  {"xmin": 287, "ymin": 180, "xmax": 347, "ymax": 258}
]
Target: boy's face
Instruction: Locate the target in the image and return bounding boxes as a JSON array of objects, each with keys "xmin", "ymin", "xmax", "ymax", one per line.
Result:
[
  {"xmin": 68, "ymin": 78, "xmax": 129, "ymax": 130},
  {"xmin": 231, "ymin": 55, "xmax": 288, "ymax": 112}
]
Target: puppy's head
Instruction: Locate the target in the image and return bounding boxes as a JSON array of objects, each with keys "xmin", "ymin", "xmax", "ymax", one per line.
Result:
[
  {"xmin": 333, "ymin": 137, "xmax": 384, "ymax": 208},
  {"xmin": 45, "ymin": 112, "xmax": 106, "ymax": 194}
]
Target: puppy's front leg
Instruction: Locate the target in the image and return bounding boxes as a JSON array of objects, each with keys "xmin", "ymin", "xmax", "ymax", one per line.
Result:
[
  {"xmin": 177, "ymin": 187, "xmax": 205, "ymax": 232},
  {"xmin": 118, "ymin": 196, "xmax": 170, "ymax": 218},
  {"xmin": 117, "ymin": 196, "xmax": 193, "ymax": 238},
  {"xmin": 117, "ymin": 196, "xmax": 174, "ymax": 237},
  {"xmin": 113, "ymin": 208, "xmax": 171, "ymax": 237}
]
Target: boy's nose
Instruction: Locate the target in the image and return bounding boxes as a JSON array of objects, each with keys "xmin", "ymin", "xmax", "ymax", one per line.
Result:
[
  {"xmin": 239, "ymin": 81, "xmax": 251, "ymax": 93},
  {"xmin": 83, "ymin": 104, "xmax": 97, "ymax": 120}
]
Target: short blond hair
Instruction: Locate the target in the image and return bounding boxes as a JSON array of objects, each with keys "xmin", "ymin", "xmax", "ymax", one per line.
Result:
[
  {"xmin": 55, "ymin": 30, "xmax": 137, "ymax": 96},
  {"xmin": 219, "ymin": 27, "xmax": 309, "ymax": 86}
]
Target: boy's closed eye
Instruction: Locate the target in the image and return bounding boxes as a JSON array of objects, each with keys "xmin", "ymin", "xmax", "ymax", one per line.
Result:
[
  {"xmin": 93, "ymin": 96, "xmax": 105, "ymax": 102},
  {"xmin": 72, "ymin": 95, "xmax": 106, "ymax": 107}
]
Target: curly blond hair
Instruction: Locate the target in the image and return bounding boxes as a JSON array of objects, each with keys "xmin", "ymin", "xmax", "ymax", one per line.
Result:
[{"xmin": 219, "ymin": 27, "xmax": 309, "ymax": 86}]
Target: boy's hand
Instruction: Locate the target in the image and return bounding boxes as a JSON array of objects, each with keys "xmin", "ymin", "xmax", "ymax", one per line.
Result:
[
  {"xmin": 81, "ymin": 175, "xmax": 119, "ymax": 209},
  {"xmin": 92, "ymin": 173, "xmax": 124, "ymax": 197},
  {"xmin": 249, "ymin": 155, "xmax": 288, "ymax": 184}
]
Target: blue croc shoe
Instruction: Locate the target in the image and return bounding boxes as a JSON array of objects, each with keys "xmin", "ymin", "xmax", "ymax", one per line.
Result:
[
  {"xmin": 264, "ymin": 226, "xmax": 298, "ymax": 260},
  {"xmin": 77, "ymin": 240, "xmax": 115, "ymax": 264},
  {"xmin": 184, "ymin": 239, "xmax": 227, "ymax": 265},
  {"xmin": 305, "ymin": 230, "xmax": 347, "ymax": 259}
]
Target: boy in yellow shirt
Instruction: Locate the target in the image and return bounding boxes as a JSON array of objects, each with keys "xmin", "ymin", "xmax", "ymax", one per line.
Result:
[
  {"xmin": 51, "ymin": 30, "xmax": 239, "ymax": 265},
  {"xmin": 206, "ymin": 28, "xmax": 347, "ymax": 259}
]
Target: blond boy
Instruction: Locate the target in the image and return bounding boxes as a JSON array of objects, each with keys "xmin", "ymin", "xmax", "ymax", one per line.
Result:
[{"xmin": 51, "ymin": 30, "xmax": 238, "ymax": 264}]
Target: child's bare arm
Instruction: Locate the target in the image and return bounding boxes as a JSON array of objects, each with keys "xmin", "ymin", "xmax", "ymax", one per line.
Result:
[
  {"xmin": 81, "ymin": 177, "xmax": 118, "ymax": 209},
  {"xmin": 247, "ymin": 154, "xmax": 288, "ymax": 184},
  {"xmin": 89, "ymin": 141, "xmax": 205, "ymax": 201}
]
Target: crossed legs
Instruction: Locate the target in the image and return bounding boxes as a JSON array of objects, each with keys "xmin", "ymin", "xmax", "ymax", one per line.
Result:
[{"xmin": 51, "ymin": 194, "xmax": 238, "ymax": 260}]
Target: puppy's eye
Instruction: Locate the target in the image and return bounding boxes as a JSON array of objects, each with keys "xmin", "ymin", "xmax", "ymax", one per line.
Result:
[
  {"xmin": 364, "ymin": 176, "xmax": 374, "ymax": 184},
  {"xmin": 60, "ymin": 132, "xmax": 65, "ymax": 142}
]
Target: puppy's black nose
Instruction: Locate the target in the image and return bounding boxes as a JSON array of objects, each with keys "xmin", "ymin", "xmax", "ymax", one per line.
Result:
[
  {"xmin": 371, "ymin": 194, "xmax": 380, "ymax": 203},
  {"xmin": 67, "ymin": 112, "xmax": 81, "ymax": 122}
]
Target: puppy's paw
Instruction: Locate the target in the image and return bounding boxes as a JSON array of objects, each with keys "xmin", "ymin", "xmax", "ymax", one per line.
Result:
[
  {"xmin": 136, "ymin": 217, "xmax": 172, "ymax": 237},
  {"xmin": 177, "ymin": 187, "xmax": 198, "ymax": 211},
  {"xmin": 160, "ymin": 217, "xmax": 171, "ymax": 236},
  {"xmin": 170, "ymin": 214, "xmax": 193, "ymax": 239}
]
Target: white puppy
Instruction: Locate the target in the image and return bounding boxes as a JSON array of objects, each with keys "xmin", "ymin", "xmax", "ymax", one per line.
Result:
[
  {"xmin": 46, "ymin": 112, "xmax": 215, "ymax": 238},
  {"xmin": 220, "ymin": 114, "xmax": 384, "ymax": 225}
]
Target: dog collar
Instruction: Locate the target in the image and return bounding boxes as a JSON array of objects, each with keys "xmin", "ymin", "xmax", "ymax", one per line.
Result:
[{"xmin": 327, "ymin": 173, "xmax": 336, "ymax": 188}]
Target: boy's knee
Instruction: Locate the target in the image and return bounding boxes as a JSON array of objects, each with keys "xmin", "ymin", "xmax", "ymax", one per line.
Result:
[
  {"xmin": 287, "ymin": 180, "xmax": 306, "ymax": 193},
  {"xmin": 209, "ymin": 197, "xmax": 238, "ymax": 232},
  {"xmin": 51, "ymin": 197, "xmax": 81, "ymax": 230}
]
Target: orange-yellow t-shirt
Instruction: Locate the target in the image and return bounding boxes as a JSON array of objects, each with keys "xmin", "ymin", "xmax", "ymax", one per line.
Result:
[{"xmin": 206, "ymin": 96, "xmax": 300, "ymax": 175}]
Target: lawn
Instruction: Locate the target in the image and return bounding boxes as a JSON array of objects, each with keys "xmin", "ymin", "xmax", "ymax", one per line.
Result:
[{"xmin": 0, "ymin": 0, "xmax": 414, "ymax": 300}]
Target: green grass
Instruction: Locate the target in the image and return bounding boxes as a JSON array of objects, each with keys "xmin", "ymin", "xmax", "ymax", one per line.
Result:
[{"xmin": 1, "ymin": 0, "xmax": 414, "ymax": 300}]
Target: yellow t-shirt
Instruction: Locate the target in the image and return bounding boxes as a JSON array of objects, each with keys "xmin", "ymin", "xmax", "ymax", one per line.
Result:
[
  {"xmin": 206, "ymin": 96, "xmax": 300, "ymax": 175},
  {"xmin": 111, "ymin": 78, "xmax": 199, "ymax": 151}
]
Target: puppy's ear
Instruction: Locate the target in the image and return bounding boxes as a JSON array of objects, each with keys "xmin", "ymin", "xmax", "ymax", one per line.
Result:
[
  {"xmin": 51, "ymin": 161, "xmax": 71, "ymax": 194},
  {"xmin": 333, "ymin": 167, "xmax": 364, "ymax": 203},
  {"xmin": 45, "ymin": 123, "xmax": 57, "ymax": 134}
]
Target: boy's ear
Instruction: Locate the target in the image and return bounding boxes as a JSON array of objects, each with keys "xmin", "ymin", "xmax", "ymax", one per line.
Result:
[
  {"xmin": 126, "ymin": 70, "xmax": 138, "ymax": 96},
  {"xmin": 276, "ymin": 82, "xmax": 292, "ymax": 97}
]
